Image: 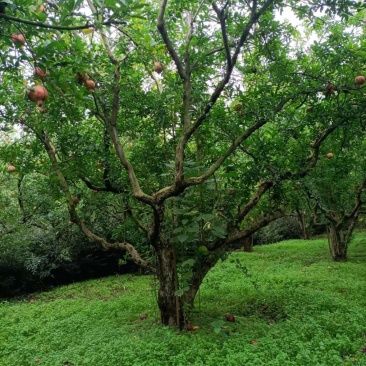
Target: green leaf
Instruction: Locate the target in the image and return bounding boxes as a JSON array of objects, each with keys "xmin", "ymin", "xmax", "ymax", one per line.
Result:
[
  {"xmin": 200, "ymin": 213, "xmax": 215, "ymax": 221},
  {"xmin": 176, "ymin": 234, "xmax": 189, "ymax": 243},
  {"xmin": 211, "ymin": 320, "xmax": 225, "ymax": 334},
  {"xmin": 211, "ymin": 226, "xmax": 227, "ymax": 239},
  {"xmin": 181, "ymin": 259, "xmax": 195, "ymax": 267},
  {"xmin": 38, "ymin": 12, "xmax": 47, "ymax": 23},
  {"xmin": 174, "ymin": 288, "xmax": 184, "ymax": 296}
]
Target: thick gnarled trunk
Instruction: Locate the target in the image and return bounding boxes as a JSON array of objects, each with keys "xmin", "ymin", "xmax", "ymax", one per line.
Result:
[{"xmin": 155, "ymin": 245, "xmax": 183, "ymax": 327}]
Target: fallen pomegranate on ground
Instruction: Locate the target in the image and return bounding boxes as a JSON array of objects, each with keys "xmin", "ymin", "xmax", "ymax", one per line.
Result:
[{"xmin": 226, "ymin": 314, "xmax": 235, "ymax": 322}]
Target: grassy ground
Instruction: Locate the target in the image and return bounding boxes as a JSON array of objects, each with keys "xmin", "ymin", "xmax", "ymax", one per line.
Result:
[{"xmin": 1, "ymin": 234, "xmax": 366, "ymax": 366}]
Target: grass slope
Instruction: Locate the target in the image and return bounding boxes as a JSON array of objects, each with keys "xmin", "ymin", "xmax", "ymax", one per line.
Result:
[{"xmin": 1, "ymin": 235, "xmax": 366, "ymax": 366}]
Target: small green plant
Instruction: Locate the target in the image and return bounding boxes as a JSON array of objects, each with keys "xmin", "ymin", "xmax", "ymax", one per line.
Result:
[{"xmin": 229, "ymin": 257, "xmax": 260, "ymax": 291}]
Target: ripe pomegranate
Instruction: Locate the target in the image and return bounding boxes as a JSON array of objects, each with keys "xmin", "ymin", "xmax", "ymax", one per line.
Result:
[
  {"xmin": 34, "ymin": 67, "xmax": 49, "ymax": 80},
  {"xmin": 28, "ymin": 85, "xmax": 48, "ymax": 106},
  {"xmin": 84, "ymin": 79, "xmax": 95, "ymax": 91},
  {"xmin": 226, "ymin": 314, "xmax": 235, "ymax": 322},
  {"xmin": 11, "ymin": 33, "xmax": 26, "ymax": 45},
  {"xmin": 74, "ymin": 73, "xmax": 89, "ymax": 84},
  {"xmin": 326, "ymin": 152, "xmax": 334, "ymax": 159},
  {"xmin": 154, "ymin": 61, "xmax": 163, "ymax": 74},
  {"xmin": 354, "ymin": 75, "xmax": 365, "ymax": 86},
  {"xmin": 7, "ymin": 164, "xmax": 16, "ymax": 173}
]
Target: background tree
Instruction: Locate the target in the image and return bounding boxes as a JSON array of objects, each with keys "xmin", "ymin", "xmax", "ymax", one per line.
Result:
[{"xmin": 283, "ymin": 15, "xmax": 366, "ymax": 261}]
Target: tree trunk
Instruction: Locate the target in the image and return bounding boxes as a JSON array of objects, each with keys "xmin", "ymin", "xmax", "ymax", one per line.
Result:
[
  {"xmin": 155, "ymin": 245, "xmax": 184, "ymax": 327},
  {"xmin": 295, "ymin": 210, "xmax": 309, "ymax": 240},
  {"xmin": 327, "ymin": 223, "xmax": 349, "ymax": 261},
  {"xmin": 243, "ymin": 235, "xmax": 253, "ymax": 252},
  {"xmin": 184, "ymin": 273, "xmax": 203, "ymax": 308}
]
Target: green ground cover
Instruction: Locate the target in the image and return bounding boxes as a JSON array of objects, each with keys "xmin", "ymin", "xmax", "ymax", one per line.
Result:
[{"xmin": 1, "ymin": 234, "xmax": 366, "ymax": 366}]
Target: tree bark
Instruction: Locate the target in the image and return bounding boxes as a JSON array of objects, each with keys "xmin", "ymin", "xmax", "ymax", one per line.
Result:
[
  {"xmin": 155, "ymin": 244, "xmax": 184, "ymax": 327},
  {"xmin": 243, "ymin": 235, "xmax": 253, "ymax": 252},
  {"xmin": 295, "ymin": 209, "xmax": 309, "ymax": 240},
  {"xmin": 327, "ymin": 217, "xmax": 357, "ymax": 262}
]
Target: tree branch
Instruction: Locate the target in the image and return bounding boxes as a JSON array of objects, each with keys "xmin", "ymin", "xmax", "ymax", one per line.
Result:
[
  {"xmin": 307, "ymin": 122, "xmax": 344, "ymax": 166},
  {"xmin": 0, "ymin": 13, "xmax": 125, "ymax": 31},
  {"xmin": 237, "ymin": 181, "xmax": 274, "ymax": 222},
  {"xmin": 86, "ymin": 0, "xmax": 119, "ymax": 65},
  {"xmin": 37, "ymin": 131, "xmax": 151, "ymax": 268},
  {"xmin": 226, "ymin": 210, "xmax": 284, "ymax": 245},
  {"xmin": 212, "ymin": 2, "xmax": 232, "ymax": 69},
  {"xmin": 107, "ymin": 124, "xmax": 153, "ymax": 205},
  {"xmin": 85, "ymin": 0, "xmax": 151, "ymax": 205},
  {"xmin": 79, "ymin": 176, "xmax": 125, "ymax": 194},
  {"xmin": 172, "ymin": 0, "xmax": 274, "ymax": 190},
  {"xmin": 126, "ymin": 206, "xmax": 149, "ymax": 235},
  {"xmin": 184, "ymin": 118, "xmax": 268, "ymax": 186},
  {"xmin": 157, "ymin": 0, "xmax": 186, "ymax": 80},
  {"xmin": 346, "ymin": 178, "xmax": 366, "ymax": 219}
]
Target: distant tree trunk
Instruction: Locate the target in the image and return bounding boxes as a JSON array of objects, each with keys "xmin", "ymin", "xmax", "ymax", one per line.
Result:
[
  {"xmin": 295, "ymin": 209, "xmax": 309, "ymax": 240},
  {"xmin": 327, "ymin": 217, "xmax": 357, "ymax": 261},
  {"xmin": 243, "ymin": 235, "xmax": 253, "ymax": 252},
  {"xmin": 327, "ymin": 224, "xmax": 348, "ymax": 261},
  {"xmin": 155, "ymin": 244, "xmax": 184, "ymax": 327}
]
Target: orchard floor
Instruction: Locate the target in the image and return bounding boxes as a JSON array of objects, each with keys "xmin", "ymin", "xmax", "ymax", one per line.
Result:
[{"xmin": 1, "ymin": 234, "xmax": 366, "ymax": 366}]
